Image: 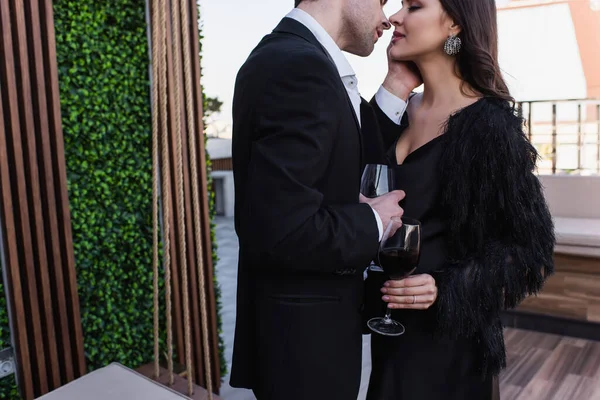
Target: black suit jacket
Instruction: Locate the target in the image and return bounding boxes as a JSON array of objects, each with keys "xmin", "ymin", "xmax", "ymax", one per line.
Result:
[{"xmin": 230, "ymin": 17, "xmax": 382, "ymax": 399}]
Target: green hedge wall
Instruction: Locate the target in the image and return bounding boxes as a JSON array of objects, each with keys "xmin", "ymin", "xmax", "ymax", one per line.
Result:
[
  {"xmin": 55, "ymin": 0, "xmax": 162, "ymax": 371},
  {"xmin": 0, "ymin": 1, "xmax": 224, "ymax": 398}
]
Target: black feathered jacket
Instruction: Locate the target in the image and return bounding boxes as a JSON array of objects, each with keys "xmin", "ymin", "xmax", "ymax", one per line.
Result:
[{"xmin": 370, "ymin": 96, "xmax": 555, "ymax": 376}]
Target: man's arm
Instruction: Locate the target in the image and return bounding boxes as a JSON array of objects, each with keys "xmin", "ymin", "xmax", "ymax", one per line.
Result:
[
  {"xmin": 238, "ymin": 51, "xmax": 381, "ymax": 273},
  {"xmin": 370, "ymin": 57, "xmax": 423, "ymax": 149},
  {"xmin": 370, "ymin": 86, "xmax": 408, "ymax": 151}
]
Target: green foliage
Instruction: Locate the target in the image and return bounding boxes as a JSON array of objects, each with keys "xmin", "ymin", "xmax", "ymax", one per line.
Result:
[{"xmin": 53, "ymin": 0, "xmax": 162, "ymax": 371}]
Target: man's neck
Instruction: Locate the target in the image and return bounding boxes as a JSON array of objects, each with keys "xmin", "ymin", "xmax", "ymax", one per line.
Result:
[{"xmin": 296, "ymin": 3, "xmax": 347, "ymax": 51}]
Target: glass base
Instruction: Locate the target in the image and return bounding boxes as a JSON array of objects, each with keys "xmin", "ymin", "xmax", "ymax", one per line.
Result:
[{"xmin": 367, "ymin": 316, "xmax": 405, "ymax": 336}]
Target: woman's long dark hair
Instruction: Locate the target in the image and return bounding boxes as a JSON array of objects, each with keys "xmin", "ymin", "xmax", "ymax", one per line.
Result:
[{"xmin": 440, "ymin": 0, "xmax": 514, "ymax": 103}]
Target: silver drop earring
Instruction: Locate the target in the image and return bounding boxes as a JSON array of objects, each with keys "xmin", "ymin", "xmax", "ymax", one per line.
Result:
[{"xmin": 444, "ymin": 35, "xmax": 462, "ymax": 56}]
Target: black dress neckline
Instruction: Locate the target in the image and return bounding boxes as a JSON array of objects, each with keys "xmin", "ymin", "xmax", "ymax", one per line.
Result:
[
  {"xmin": 392, "ymin": 134, "xmax": 444, "ymax": 166},
  {"xmin": 392, "ymin": 97, "xmax": 486, "ymax": 166}
]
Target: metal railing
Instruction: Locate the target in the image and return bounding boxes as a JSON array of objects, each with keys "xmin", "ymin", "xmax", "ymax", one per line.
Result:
[{"xmin": 516, "ymin": 99, "xmax": 600, "ymax": 175}]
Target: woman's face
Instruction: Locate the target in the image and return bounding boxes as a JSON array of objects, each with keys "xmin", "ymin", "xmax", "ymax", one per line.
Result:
[{"xmin": 388, "ymin": 0, "xmax": 459, "ymax": 62}]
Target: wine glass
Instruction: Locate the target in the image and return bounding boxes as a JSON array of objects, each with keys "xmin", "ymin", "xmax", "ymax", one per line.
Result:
[
  {"xmin": 360, "ymin": 164, "xmax": 394, "ymax": 198},
  {"xmin": 360, "ymin": 164, "xmax": 395, "ymax": 273},
  {"xmin": 367, "ymin": 216, "xmax": 421, "ymax": 336}
]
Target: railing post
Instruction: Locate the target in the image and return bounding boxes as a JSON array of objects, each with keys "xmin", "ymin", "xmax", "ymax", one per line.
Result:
[
  {"xmin": 552, "ymin": 102, "xmax": 557, "ymax": 174},
  {"xmin": 597, "ymin": 104, "xmax": 600, "ymax": 174},
  {"xmin": 577, "ymin": 103, "xmax": 582, "ymax": 171},
  {"xmin": 528, "ymin": 102, "xmax": 533, "ymax": 142}
]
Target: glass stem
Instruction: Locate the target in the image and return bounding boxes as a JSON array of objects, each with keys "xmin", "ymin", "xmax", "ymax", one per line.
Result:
[{"xmin": 383, "ymin": 307, "xmax": 393, "ymax": 323}]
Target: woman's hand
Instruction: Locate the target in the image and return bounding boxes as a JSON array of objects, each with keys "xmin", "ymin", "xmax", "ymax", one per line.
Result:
[
  {"xmin": 382, "ymin": 43, "xmax": 423, "ymax": 100},
  {"xmin": 381, "ymin": 273, "xmax": 437, "ymax": 309}
]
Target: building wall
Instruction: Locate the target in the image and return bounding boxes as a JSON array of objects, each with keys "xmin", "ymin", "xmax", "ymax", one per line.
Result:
[
  {"xmin": 498, "ymin": 2, "xmax": 588, "ymax": 101},
  {"xmin": 211, "ymin": 170, "xmax": 235, "ymax": 217},
  {"xmin": 569, "ymin": 0, "xmax": 600, "ymax": 97}
]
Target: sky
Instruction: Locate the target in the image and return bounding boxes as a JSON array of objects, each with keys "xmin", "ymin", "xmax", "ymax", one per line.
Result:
[{"xmin": 198, "ymin": 0, "xmax": 583, "ymax": 138}]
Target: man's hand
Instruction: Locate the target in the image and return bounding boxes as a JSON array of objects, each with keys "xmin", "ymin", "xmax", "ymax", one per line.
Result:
[
  {"xmin": 381, "ymin": 274, "xmax": 438, "ymax": 309},
  {"xmin": 382, "ymin": 43, "xmax": 423, "ymax": 101},
  {"xmin": 359, "ymin": 190, "xmax": 405, "ymax": 233}
]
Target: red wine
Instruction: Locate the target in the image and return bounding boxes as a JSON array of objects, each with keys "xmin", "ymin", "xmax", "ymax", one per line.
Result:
[{"xmin": 378, "ymin": 247, "xmax": 419, "ymax": 280}]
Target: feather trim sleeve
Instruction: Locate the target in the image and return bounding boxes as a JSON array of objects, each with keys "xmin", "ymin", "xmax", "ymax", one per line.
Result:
[{"xmin": 432, "ymin": 98, "xmax": 555, "ymax": 375}]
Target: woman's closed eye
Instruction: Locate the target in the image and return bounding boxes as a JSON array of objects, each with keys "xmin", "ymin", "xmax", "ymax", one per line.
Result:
[{"xmin": 401, "ymin": 1, "xmax": 422, "ymax": 12}]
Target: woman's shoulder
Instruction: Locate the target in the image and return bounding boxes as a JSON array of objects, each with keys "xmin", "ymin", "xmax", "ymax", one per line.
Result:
[
  {"xmin": 474, "ymin": 97, "xmax": 522, "ymax": 128},
  {"xmin": 441, "ymin": 96, "xmax": 537, "ymax": 171},
  {"xmin": 448, "ymin": 96, "xmax": 524, "ymax": 142}
]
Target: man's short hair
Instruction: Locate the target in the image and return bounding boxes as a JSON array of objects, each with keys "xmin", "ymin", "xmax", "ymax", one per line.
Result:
[{"xmin": 295, "ymin": 0, "xmax": 317, "ymax": 7}]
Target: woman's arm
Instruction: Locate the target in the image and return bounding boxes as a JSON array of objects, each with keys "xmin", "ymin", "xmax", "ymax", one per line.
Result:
[{"xmin": 431, "ymin": 100, "xmax": 555, "ymax": 373}]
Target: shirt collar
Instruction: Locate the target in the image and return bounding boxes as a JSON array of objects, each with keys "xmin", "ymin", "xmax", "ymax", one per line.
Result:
[{"xmin": 285, "ymin": 8, "xmax": 356, "ymax": 79}]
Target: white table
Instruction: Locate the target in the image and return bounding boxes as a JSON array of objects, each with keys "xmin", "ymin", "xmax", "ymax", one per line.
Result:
[{"xmin": 36, "ymin": 363, "xmax": 190, "ymax": 400}]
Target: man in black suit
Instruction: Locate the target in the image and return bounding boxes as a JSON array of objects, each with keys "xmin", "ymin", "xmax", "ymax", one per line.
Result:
[{"xmin": 230, "ymin": 1, "xmax": 417, "ymax": 398}]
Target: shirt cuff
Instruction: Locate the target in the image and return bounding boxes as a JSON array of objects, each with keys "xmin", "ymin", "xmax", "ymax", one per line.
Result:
[
  {"xmin": 375, "ymin": 85, "xmax": 408, "ymax": 125},
  {"xmin": 370, "ymin": 206, "xmax": 384, "ymax": 241}
]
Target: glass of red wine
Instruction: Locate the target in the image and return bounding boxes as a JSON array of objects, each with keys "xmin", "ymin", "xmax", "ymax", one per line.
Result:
[{"xmin": 367, "ymin": 216, "xmax": 421, "ymax": 336}]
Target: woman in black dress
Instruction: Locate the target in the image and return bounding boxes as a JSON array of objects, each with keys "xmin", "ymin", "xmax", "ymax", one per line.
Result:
[{"xmin": 364, "ymin": 0, "xmax": 555, "ymax": 398}]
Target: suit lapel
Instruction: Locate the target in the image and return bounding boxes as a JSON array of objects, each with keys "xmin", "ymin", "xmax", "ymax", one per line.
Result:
[
  {"xmin": 346, "ymin": 95, "xmax": 362, "ymax": 167},
  {"xmin": 273, "ymin": 17, "xmax": 363, "ymax": 165},
  {"xmin": 360, "ymin": 99, "xmax": 386, "ymax": 166}
]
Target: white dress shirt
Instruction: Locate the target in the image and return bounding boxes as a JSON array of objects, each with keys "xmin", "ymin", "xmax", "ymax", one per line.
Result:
[{"xmin": 286, "ymin": 8, "xmax": 408, "ymax": 240}]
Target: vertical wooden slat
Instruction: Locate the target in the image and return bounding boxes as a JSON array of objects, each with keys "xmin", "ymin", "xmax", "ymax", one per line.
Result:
[
  {"xmin": 0, "ymin": 72, "xmax": 35, "ymax": 400},
  {"xmin": 0, "ymin": 1, "xmax": 48, "ymax": 393},
  {"xmin": 173, "ymin": 0, "xmax": 198, "ymax": 384},
  {"xmin": 11, "ymin": 0, "xmax": 61, "ymax": 390},
  {"xmin": 39, "ymin": 0, "xmax": 87, "ymax": 379},
  {"xmin": 189, "ymin": 0, "xmax": 221, "ymax": 388},
  {"xmin": 25, "ymin": 0, "xmax": 75, "ymax": 383},
  {"xmin": 165, "ymin": 0, "xmax": 186, "ymax": 364}
]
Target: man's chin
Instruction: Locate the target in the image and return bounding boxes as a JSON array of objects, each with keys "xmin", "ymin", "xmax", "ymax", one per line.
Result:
[{"xmin": 349, "ymin": 44, "xmax": 375, "ymax": 58}]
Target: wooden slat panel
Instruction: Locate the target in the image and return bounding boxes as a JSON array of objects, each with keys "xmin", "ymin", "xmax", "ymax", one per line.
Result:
[
  {"xmin": 25, "ymin": 0, "xmax": 75, "ymax": 383},
  {"xmin": 39, "ymin": 0, "xmax": 87, "ymax": 379},
  {"xmin": 0, "ymin": 1, "xmax": 48, "ymax": 393},
  {"xmin": 0, "ymin": 0, "xmax": 87, "ymax": 397},
  {"xmin": 211, "ymin": 158, "xmax": 232, "ymax": 171},
  {"xmin": 10, "ymin": 0, "xmax": 62, "ymax": 390},
  {"xmin": 188, "ymin": 0, "xmax": 221, "ymax": 387},
  {"xmin": 0, "ymin": 61, "xmax": 35, "ymax": 400},
  {"xmin": 172, "ymin": 0, "xmax": 204, "ymax": 385},
  {"xmin": 142, "ymin": 0, "xmax": 221, "ymax": 391}
]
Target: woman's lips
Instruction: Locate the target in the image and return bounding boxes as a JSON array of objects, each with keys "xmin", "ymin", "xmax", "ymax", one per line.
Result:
[{"xmin": 392, "ymin": 31, "xmax": 406, "ymax": 43}]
